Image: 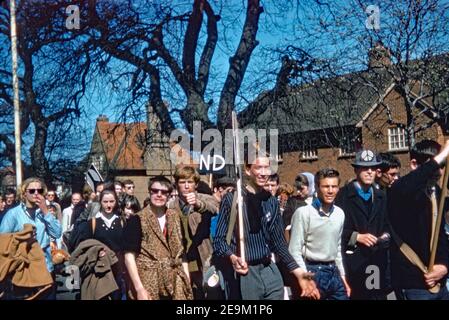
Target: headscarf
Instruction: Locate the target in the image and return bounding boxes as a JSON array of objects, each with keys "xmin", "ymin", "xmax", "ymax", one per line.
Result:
[{"xmin": 301, "ymin": 172, "xmax": 315, "ymax": 197}]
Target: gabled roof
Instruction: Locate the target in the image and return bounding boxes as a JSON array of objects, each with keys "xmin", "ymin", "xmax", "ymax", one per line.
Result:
[
  {"xmin": 247, "ymin": 52, "xmax": 449, "ymax": 136},
  {"xmin": 96, "ymin": 121, "xmax": 147, "ymax": 170},
  {"xmin": 246, "ymin": 69, "xmax": 393, "ymax": 135}
]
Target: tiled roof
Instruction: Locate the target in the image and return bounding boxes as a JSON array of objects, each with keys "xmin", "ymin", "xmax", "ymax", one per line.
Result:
[{"xmin": 96, "ymin": 121, "xmax": 147, "ymax": 170}]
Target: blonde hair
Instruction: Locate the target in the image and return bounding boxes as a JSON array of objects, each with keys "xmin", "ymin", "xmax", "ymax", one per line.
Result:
[
  {"xmin": 174, "ymin": 165, "xmax": 200, "ymax": 184},
  {"xmin": 19, "ymin": 177, "xmax": 47, "ymax": 202}
]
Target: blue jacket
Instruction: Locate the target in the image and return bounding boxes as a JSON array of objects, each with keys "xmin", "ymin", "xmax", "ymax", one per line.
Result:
[{"xmin": 0, "ymin": 203, "xmax": 62, "ymax": 272}]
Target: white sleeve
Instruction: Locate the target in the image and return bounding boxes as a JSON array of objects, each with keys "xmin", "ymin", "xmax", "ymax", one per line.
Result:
[
  {"xmin": 336, "ymin": 210, "xmax": 346, "ymax": 276},
  {"xmin": 288, "ymin": 207, "xmax": 307, "ymax": 270}
]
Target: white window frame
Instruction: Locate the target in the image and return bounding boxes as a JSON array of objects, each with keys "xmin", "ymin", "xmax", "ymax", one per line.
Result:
[
  {"xmin": 339, "ymin": 136, "xmax": 356, "ymax": 157},
  {"xmin": 299, "ymin": 140, "xmax": 318, "ymax": 160},
  {"xmin": 339, "ymin": 147, "xmax": 356, "ymax": 157},
  {"xmin": 388, "ymin": 127, "xmax": 408, "ymax": 151}
]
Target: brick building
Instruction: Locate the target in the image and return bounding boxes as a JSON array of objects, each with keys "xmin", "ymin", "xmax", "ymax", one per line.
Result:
[
  {"xmin": 89, "ymin": 46, "xmax": 448, "ymax": 191},
  {"xmin": 88, "ymin": 107, "xmax": 175, "ymax": 204},
  {"xmin": 246, "ymin": 49, "xmax": 449, "ymax": 185}
]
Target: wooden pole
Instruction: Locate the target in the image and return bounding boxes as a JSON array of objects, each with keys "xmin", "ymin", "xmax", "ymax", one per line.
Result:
[
  {"xmin": 10, "ymin": 0, "xmax": 22, "ymax": 187},
  {"xmin": 232, "ymin": 111, "xmax": 245, "ymax": 263},
  {"xmin": 428, "ymin": 157, "xmax": 449, "ymax": 292}
]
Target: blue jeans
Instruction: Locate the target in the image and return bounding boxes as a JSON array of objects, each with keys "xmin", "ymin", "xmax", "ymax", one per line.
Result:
[
  {"xmin": 398, "ymin": 286, "xmax": 449, "ymax": 300},
  {"xmin": 306, "ymin": 263, "xmax": 348, "ymax": 300}
]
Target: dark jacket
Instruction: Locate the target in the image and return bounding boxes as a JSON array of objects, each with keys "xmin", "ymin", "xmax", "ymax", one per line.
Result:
[
  {"xmin": 282, "ymin": 196, "xmax": 307, "ymax": 229},
  {"xmin": 77, "ymin": 202, "xmax": 101, "ymax": 223},
  {"xmin": 67, "ymin": 202, "xmax": 101, "ymax": 253},
  {"xmin": 335, "ymin": 181, "xmax": 389, "ymax": 292},
  {"xmin": 69, "ymin": 239, "xmax": 119, "ymax": 300},
  {"xmin": 388, "ymin": 159, "xmax": 449, "ymax": 289}
]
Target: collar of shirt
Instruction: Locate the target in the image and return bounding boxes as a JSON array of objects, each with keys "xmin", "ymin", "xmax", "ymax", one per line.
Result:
[
  {"xmin": 178, "ymin": 197, "xmax": 193, "ymax": 216},
  {"xmin": 312, "ymin": 197, "xmax": 334, "ymax": 217},
  {"xmin": 354, "ymin": 181, "xmax": 373, "ymax": 202},
  {"xmin": 20, "ymin": 202, "xmax": 42, "ymax": 220},
  {"xmin": 95, "ymin": 211, "xmax": 119, "ymax": 228}
]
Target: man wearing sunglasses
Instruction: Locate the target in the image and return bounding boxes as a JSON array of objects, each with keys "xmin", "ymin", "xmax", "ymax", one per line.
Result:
[
  {"xmin": 123, "ymin": 179, "xmax": 136, "ymax": 196},
  {"xmin": 0, "ymin": 177, "xmax": 61, "ymax": 299}
]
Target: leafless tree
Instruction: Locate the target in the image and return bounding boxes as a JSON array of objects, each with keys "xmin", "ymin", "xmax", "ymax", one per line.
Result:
[
  {"xmin": 284, "ymin": 0, "xmax": 449, "ymax": 147},
  {"xmin": 55, "ymin": 0, "xmax": 307, "ymax": 137},
  {"xmin": 0, "ymin": 0, "xmax": 91, "ymax": 183}
]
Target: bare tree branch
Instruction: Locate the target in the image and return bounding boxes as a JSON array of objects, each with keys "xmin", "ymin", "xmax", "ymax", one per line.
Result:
[
  {"xmin": 197, "ymin": 0, "xmax": 219, "ymax": 95},
  {"xmin": 151, "ymin": 25, "xmax": 189, "ymax": 93},
  {"xmin": 183, "ymin": 0, "xmax": 203, "ymax": 84},
  {"xmin": 218, "ymin": 0, "xmax": 263, "ymax": 131}
]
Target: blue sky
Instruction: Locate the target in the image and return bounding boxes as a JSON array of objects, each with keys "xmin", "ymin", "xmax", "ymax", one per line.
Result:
[{"xmin": 6, "ymin": 0, "xmax": 449, "ymax": 168}]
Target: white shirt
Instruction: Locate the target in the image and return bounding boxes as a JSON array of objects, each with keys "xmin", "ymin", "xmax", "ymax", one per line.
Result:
[
  {"xmin": 157, "ymin": 214, "xmax": 166, "ymax": 233},
  {"xmin": 61, "ymin": 205, "xmax": 74, "ymax": 233},
  {"xmin": 95, "ymin": 212, "xmax": 119, "ymax": 228}
]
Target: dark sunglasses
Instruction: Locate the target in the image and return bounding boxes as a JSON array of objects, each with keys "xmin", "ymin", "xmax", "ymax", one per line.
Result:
[
  {"xmin": 150, "ymin": 188, "xmax": 169, "ymax": 196},
  {"xmin": 27, "ymin": 188, "xmax": 44, "ymax": 195}
]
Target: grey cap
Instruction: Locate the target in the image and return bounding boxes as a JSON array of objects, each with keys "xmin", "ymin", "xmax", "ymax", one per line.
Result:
[{"xmin": 352, "ymin": 149, "xmax": 382, "ymax": 167}]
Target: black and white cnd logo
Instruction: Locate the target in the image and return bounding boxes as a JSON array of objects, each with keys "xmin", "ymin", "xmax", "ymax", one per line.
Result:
[{"xmin": 360, "ymin": 150, "xmax": 375, "ymax": 162}]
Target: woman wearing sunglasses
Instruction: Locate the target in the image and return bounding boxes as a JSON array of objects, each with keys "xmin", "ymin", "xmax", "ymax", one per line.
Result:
[
  {"xmin": 0, "ymin": 177, "xmax": 62, "ymax": 299},
  {"xmin": 123, "ymin": 175, "xmax": 192, "ymax": 300}
]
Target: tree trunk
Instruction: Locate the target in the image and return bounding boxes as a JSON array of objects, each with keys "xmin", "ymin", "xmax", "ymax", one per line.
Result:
[
  {"xmin": 30, "ymin": 121, "xmax": 52, "ymax": 183},
  {"xmin": 406, "ymin": 107, "xmax": 416, "ymax": 148},
  {"xmin": 149, "ymin": 68, "xmax": 175, "ymax": 137},
  {"xmin": 217, "ymin": 0, "xmax": 262, "ymax": 133},
  {"xmin": 21, "ymin": 47, "xmax": 52, "ymax": 183},
  {"xmin": 182, "ymin": 91, "xmax": 211, "ymax": 133}
]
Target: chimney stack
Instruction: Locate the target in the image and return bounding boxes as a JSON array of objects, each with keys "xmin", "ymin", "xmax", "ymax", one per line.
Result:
[
  {"xmin": 97, "ymin": 114, "xmax": 109, "ymax": 122},
  {"xmin": 368, "ymin": 41, "xmax": 392, "ymax": 69}
]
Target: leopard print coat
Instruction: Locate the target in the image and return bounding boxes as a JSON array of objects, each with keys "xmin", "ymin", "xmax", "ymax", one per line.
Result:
[{"xmin": 135, "ymin": 207, "xmax": 193, "ymax": 300}]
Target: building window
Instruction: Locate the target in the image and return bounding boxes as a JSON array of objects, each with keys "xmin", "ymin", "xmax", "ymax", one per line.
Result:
[
  {"xmin": 388, "ymin": 127, "xmax": 408, "ymax": 151},
  {"xmin": 339, "ymin": 135, "xmax": 357, "ymax": 157},
  {"xmin": 299, "ymin": 140, "xmax": 318, "ymax": 160},
  {"xmin": 91, "ymin": 154, "xmax": 104, "ymax": 171}
]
